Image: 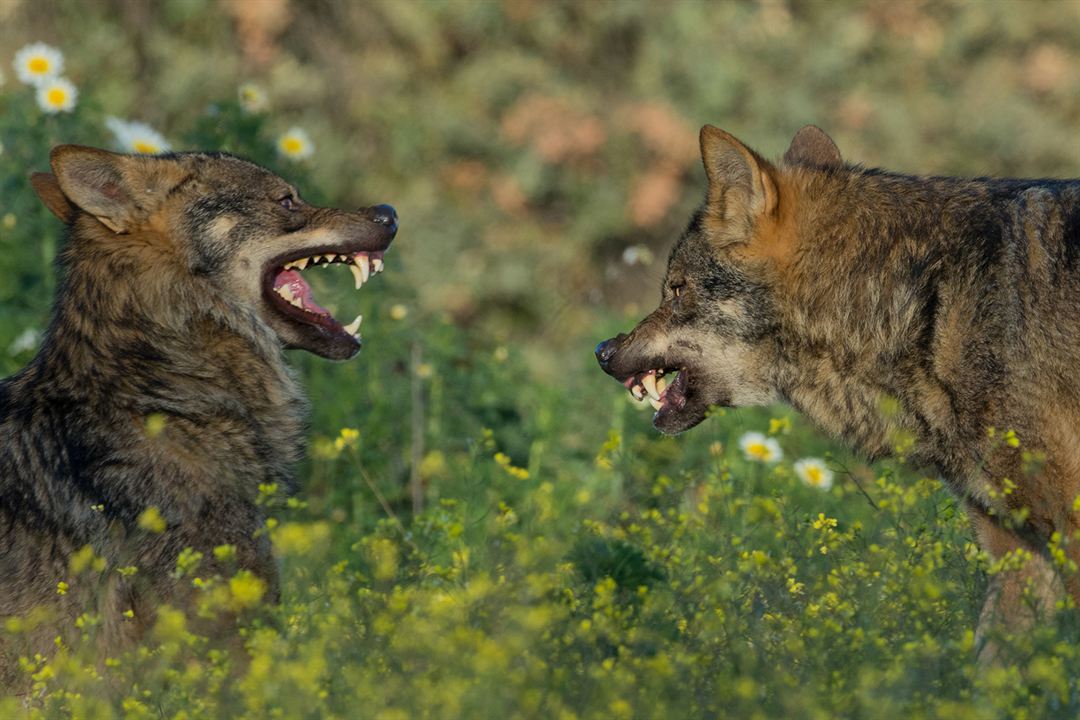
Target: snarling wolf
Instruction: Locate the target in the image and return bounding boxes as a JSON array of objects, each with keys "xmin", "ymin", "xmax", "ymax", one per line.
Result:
[
  {"xmin": 0, "ymin": 146, "xmax": 396, "ymax": 676},
  {"xmin": 596, "ymin": 125, "xmax": 1080, "ymax": 654}
]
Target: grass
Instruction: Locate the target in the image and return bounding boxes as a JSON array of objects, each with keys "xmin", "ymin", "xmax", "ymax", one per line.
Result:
[{"xmin": 6, "ymin": 305, "xmax": 1080, "ymax": 717}]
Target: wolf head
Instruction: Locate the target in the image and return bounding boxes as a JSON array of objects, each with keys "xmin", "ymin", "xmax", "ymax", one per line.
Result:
[
  {"xmin": 31, "ymin": 146, "xmax": 396, "ymax": 360},
  {"xmin": 595, "ymin": 125, "xmax": 842, "ymax": 434}
]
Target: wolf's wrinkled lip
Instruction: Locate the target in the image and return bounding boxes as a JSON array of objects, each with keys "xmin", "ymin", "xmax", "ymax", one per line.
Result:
[{"xmin": 262, "ymin": 248, "xmax": 387, "ymax": 345}]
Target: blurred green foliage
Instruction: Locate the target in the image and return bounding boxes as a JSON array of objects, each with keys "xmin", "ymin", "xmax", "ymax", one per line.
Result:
[
  {"xmin": 2, "ymin": 0, "xmax": 1080, "ymax": 717},
  {"xmin": 5, "ymin": 0, "xmax": 1079, "ymax": 373}
]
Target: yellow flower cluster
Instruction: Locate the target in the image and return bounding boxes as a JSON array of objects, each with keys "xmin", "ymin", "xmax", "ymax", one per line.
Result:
[{"xmin": 494, "ymin": 451, "xmax": 529, "ymax": 480}]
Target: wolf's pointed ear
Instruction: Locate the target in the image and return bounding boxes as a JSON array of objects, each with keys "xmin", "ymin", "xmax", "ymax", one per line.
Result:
[
  {"xmin": 699, "ymin": 125, "xmax": 777, "ymax": 249},
  {"xmin": 49, "ymin": 145, "xmax": 143, "ymax": 234},
  {"xmin": 699, "ymin": 125, "xmax": 778, "ymax": 220},
  {"xmin": 782, "ymin": 125, "xmax": 842, "ymax": 169},
  {"xmin": 30, "ymin": 172, "xmax": 77, "ymax": 224}
]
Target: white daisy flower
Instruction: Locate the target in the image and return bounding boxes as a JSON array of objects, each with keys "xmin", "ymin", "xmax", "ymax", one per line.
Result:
[
  {"xmin": 105, "ymin": 117, "xmax": 171, "ymax": 154},
  {"xmin": 277, "ymin": 127, "xmax": 314, "ymax": 161},
  {"xmin": 14, "ymin": 42, "xmax": 64, "ymax": 86},
  {"xmin": 35, "ymin": 77, "xmax": 77, "ymax": 114},
  {"xmin": 739, "ymin": 431, "xmax": 783, "ymax": 464},
  {"xmin": 794, "ymin": 457, "xmax": 834, "ymax": 490},
  {"xmin": 622, "ymin": 245, "xmax": 654, "ymax": 266},
  {"xmin": 238, "ymin": 82, "xmax": 268, "ymax": 113}
]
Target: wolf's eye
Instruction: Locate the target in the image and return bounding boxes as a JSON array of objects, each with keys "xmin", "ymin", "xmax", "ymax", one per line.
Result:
[{"xmin": 278, "ymin": 196, "xmax": 298, "ymax": 211}]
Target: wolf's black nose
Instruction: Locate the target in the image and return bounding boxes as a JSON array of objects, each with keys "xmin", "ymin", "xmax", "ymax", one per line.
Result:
[
  {"xmin": 595, "ymin": 337, "xmax": 619, "ymax": 371},
  {"xmin": 369, "ymin": 204, "xmax": 398, "ymax": 232}
]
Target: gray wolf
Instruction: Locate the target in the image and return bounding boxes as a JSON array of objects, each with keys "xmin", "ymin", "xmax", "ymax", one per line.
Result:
[
  {"xmin": 596, "ymin": 124, "xmax": 1080, "ymax": 656},
  {"xmin": 0, "ymin": 146, "xmax": 396, "ymax": 681}
]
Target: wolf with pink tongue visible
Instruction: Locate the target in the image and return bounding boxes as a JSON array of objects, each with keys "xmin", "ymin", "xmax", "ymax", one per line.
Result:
[{"xmin": 0, "ymin": 145, "xmax": 395, "ymax": 684}]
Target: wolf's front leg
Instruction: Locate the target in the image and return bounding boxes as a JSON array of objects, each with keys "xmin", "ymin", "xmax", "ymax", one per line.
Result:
[{"xmin": 966, "ymin": 502, "xmax": 1064, "ymax": 663}]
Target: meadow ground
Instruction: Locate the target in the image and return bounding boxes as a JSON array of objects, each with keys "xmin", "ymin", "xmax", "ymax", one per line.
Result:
[{"xmin": 3, "ymin": 2, "xmax": 1080, "ymax": 717}]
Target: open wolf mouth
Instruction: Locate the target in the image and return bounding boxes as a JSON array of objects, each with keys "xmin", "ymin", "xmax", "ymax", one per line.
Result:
[
  {"xmin": 596, "ymin": 336, "xmax": 712, "ymax": 434},
  {"xmin": 263, "ymin": 249, "xmax": 386, "ymax": 349},
  {"xmin": 623, "ymin": 366, "xmax": 690, "ymax": 421}
]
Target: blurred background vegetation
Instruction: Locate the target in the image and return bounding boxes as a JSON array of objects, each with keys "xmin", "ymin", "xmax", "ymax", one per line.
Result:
[
  {"xmin": 2, "ymin": 1, "xmax": 1080, "ymax": 717},
  {"xmin": 5, "ymin": 0, "xmax": 1080, "ymax": 376}
]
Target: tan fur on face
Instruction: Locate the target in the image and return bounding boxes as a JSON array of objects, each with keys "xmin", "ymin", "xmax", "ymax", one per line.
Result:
[{"xmin": 209, "ymin": 216, "xmax": 238, "ymax": 241}]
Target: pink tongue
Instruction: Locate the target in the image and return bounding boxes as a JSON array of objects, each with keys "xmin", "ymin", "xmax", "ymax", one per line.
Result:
[{"xmin": 272, "ymin": 269, "xmax": 330, "ymax": 316}]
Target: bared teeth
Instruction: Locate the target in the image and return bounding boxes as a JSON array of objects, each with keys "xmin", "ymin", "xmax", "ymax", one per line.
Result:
[
  {"xmin": 349, "ymin": 263, "xmax": 365, "ymax": 289},
  {"xmin": 281, "ymin": 251, "xmax": 383, "ymax": 292},
  {"xmin": 642, "ymin": 372, "xmax": 660, "ymax": 401},
  {"xmin": 275, "ymin": 284, "xmax": 304, "ymax": 309},
  {"xmin": 343, "ymin": 314, "xmax": 362, "ymax": 336},
  {"xmin": 630, "ymin": 384, "xmax": 645, "ymax": 401},
  {"xmin": 649, "ymin": 397, "xmax": 662, "ymax": 411},
  {"xmin": 656, "ymin": 377, "xmax": 667, "ymax": 396}
]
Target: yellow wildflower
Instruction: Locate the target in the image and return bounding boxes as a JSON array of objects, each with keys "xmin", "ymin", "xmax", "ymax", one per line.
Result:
[{"xmin": 137, "ymin": 506, "xmax": 166, "ymax": 533}]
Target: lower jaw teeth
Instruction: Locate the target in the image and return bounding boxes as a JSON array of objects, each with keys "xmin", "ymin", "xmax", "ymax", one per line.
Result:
[
  {"xmin": 649, "ymin": 397, "xmax": 662, "ymax": 411},
  {"xmin": 343, "ymin": 314, "xmax": 362, "ymax": 336}
]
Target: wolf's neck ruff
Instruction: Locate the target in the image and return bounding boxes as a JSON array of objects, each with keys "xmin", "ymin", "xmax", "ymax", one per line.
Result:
[
  {"xmin": 22, "ymin": 221, "xmax": 307, "ymax": 526},
  {"xmin": 775, "ymin": 170, "xmax": 1080, "ymax": 472}
]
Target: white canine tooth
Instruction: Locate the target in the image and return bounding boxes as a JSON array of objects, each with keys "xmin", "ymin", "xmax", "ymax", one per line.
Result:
[
  {"xmin": 656, "ymin": 377, "xmax": 667, "ymax": 396},
  {"xmin": 631, "ymin": 385, "xmax": 645, "ymax": 401},
  {"xmin": 343, "ymin": 314, "xmax": 362, "ymax": 336},
  {"xmin": 649, "ymin": 397, "xmax": 662, "ymax": 411},
  {"xmin": 372, "ymin": 258, "xmax": 384, "ymax": 273},
  {"xmin": 360, "ymin": 258, "xmax": 370, "ymax": 283},
  {"xmin": 642, "ymin": 372, "xmax": 660, "ymax": 401},
  {"xmin": 349, "ymin": 263, "xmax": 365, "ymax": 289}
]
